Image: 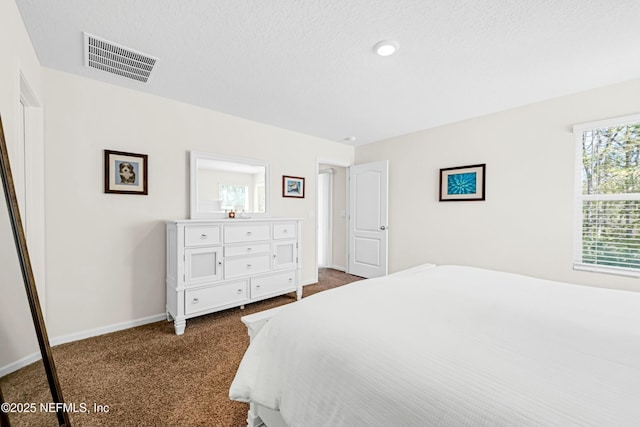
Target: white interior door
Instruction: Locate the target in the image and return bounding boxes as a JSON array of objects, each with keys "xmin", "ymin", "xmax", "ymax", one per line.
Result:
[{"xmin": 348, "ymin": 160, "xmax": 388, "ymax": 278}]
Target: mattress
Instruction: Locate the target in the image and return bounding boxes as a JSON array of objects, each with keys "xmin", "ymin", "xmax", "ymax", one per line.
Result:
[{"xmin": 230, "ymin": 265, "xmax": 640, "ymax": 426}]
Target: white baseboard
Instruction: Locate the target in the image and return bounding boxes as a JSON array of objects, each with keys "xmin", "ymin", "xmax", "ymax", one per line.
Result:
[
  {"xmin": 1, "ymin": 313, "xmax": 167, "ymax": 377},
  {"xmin": 318, "ymin": 264, "xmax": 346, "ymax": 272},
  {"xmin": 50, "ymin": 313, "xmax": 166, "ymax": 346},
  {"xmin": 2, "ymin": 270, "xmax": 351, "ymax": 376},
  {"xmin": 2, "ymin": 272, "xmax": 352, "ymax": 376},
  {"xmin": 0, "ymin": 351, "xmax": 42, "ymax": 377},
  {"xmin": 300, "ymin": 278, "xmax": 316, "ymax": 287}
]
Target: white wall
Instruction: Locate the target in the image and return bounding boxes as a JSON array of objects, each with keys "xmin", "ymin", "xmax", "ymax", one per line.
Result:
[
  {"xmin": 0, "ymin": 0, "xmax": 45, "ymax": 371},
  {"xmin": 4, "ymin": 0, "xmax": 638, "ymax": 363},
  {"xmin": 356, "ymin": 79, "xmax": 640, "ymax": 292},
  {"xmin": 0, "ymin": 0, "xmax": 353, "ymax": 354},
  {"xmin": 43, "ymin": 68, "xmax": 354, "ymax": 337}
]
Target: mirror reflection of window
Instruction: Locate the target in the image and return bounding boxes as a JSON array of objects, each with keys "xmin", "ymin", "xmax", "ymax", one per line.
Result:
[
  {"xmin": 219, "ymin": 184, "xmax": 248, "ymax": 212},
  {"xmin": 191, "ymin": 152, "xmax": 270, "ymax": 218}
]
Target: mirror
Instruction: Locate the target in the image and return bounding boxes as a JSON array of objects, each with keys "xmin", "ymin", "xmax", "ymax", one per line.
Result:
[
  {"xmin": 190, "ymin": 151, "xmax": 270, "ymax": 219},
  {"xmin": 0, "ymin": 115, "xmax": 70, "ymax": 427}
]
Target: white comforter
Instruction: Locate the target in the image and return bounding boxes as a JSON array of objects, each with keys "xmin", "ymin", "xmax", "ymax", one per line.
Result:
[{"xmin": 229, "ymin": 265, "xmax": 640, "ymax": 426}]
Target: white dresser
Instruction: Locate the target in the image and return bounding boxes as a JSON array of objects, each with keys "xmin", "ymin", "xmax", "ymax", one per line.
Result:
[{"xmin": 166, "ymin": 218, "xmax": 301, "ymax": 335}]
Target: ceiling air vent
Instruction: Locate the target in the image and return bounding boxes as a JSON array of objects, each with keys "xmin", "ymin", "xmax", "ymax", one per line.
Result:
[{"xmin": 83, "ymin": 33, "xmax": 157, "ymax": 83}]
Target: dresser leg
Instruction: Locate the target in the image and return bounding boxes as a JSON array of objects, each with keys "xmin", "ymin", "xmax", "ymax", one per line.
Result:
[
  {"xmin": 296, "ymin": 287, "xmax": 302, "ymax": 300},
  {"xmin": 174, "ymin": 318, "xmax": 186, "ymax": 335}
]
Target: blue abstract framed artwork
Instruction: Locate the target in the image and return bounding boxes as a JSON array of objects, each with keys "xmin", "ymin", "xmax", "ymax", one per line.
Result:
[
  {"xmin": 439, "ymin": 164, "xmax": 485, "ymax": 201},
  {"xmin": 104, "ymin": 149, "xmax": 148, "ymax": 195}
]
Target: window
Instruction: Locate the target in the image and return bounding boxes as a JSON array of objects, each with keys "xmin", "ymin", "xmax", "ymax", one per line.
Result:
[{"xmin": 574, "ymin": 114, "xmax": 640, "ymax": 277}]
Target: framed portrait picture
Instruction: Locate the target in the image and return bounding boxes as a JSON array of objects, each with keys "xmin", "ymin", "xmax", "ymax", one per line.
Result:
[
  {"xmin": 439, "ymin": 163, "xmax": 485, "ymax": 201},
  {"xmin": 282, "ymin": 175, "xmax": 305, "ymax": 198},
  {"xmin": 104, "ymin": 150, "xmax": 148, "ymax": 195}
]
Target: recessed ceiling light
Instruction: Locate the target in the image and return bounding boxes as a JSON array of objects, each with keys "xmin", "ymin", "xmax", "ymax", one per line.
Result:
[
  {"xmin": 343, "ymin": 136, "xmax": 356, "ymax": 142},
  {"xmin": 373, "ymin": 40, "xmax": 399, "ymax": 57}
]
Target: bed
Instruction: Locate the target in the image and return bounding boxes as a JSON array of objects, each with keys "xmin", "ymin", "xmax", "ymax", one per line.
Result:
[{"xmin": 229, "ymin": 264, "xmax": 640, "ymax": 427}]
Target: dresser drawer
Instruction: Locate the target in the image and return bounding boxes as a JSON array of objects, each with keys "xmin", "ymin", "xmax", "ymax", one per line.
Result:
[
  {"xmin": 273, "ymin": 223, "xmax": 297, "ymax": 240},
  {"xmin": 225, "ymin": 242, "xmax": 271, "ymax": 257},
  {"xmin": 224, "ymin": 224, "xmax": 271, "ymax": 243},
  {"xmin": 185, "ymin": 280, "xmax": 248, "ymax": 315},
  {"xmin": 252, "ymin": 271, "xmax": 296, "ymax": 299},
  {"xmin": 185, "ymin": 226, "xmax": 222, "ymax": 247},
  {"xmin": 225, "ymin": 254, "xmax": 271, "ymax": 279}
]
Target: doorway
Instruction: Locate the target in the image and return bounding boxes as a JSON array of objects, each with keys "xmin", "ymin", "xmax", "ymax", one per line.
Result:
[
  {"xmin": 17, "ymin": 72, "xmax": 46, "ymax": 314},
  {"xmin": 316, "ymin": 159, "xmax": 389, "ymax": 282},
  {"xmin": 317, "ymin": 162, "xmax": 348, "ymax": 274}
]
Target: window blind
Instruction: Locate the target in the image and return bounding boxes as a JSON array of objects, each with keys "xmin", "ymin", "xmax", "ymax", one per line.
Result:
[{"xmin": 574, "ymin": 114, "xmax": 640, "ymax": 277}]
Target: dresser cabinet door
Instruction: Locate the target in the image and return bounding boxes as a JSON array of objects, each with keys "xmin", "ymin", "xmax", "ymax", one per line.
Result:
[
  {"xmin": 272, "ymin": 240, "xmax": 297, "ymax": 270},
  {"xmin": 185, "ymin": 246, "xmax": 223, "ymax": 285}
]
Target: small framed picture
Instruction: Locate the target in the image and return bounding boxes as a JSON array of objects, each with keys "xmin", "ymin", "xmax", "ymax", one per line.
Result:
[
  {"xmin": 104, "ymin": 150, "xmax": 148, "ymax": 195},
  {"xmin": 282, "ymin": 175, "xmax": 305, "ymax": 198},
  {"xmin": 439, "ymin": 163, "xmax": 485, "ymax": 201}
]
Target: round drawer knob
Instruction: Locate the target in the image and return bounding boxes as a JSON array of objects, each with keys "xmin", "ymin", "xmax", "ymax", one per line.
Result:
[
  {"xmin": 236, "ymin": 289, "xmax": 243, "ymax": 294},
  {"xmin": 200, "ymin": 234, "xmax": 208, "ymax": 238},
  {"xmin": 193, "ymin": 298, "xmax": 200, "ymax": 304}
]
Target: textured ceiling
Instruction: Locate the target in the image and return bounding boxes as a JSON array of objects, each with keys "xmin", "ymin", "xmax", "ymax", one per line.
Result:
[{"xmin": 14, "ymin": 0, "xmax": 640, "ymax": 146}]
